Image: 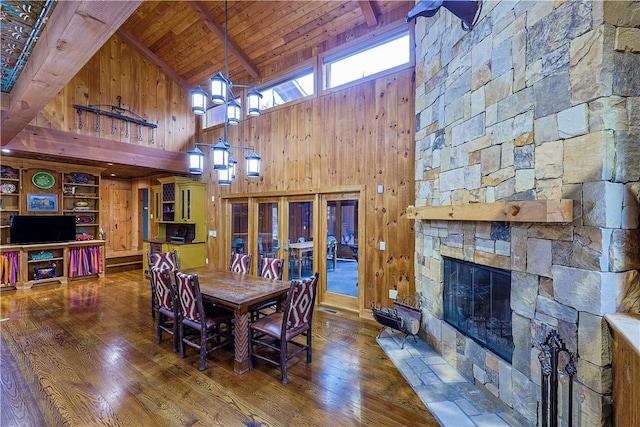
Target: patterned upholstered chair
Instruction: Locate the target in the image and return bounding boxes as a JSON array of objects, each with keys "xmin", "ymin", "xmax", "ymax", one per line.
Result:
[
  {"xmin": 175, "ymin": 271, "xmax": 235, "ymax": 371},
  {"xmin": 151, "ymin": 266, "xmax": 179, "ymax": 352},
  {"xmin": 250, "ymin": 257, "xmax": 285, "ymax": 321},
  {"xmin": 229, "ymin": 253, "xmax": 252, "ymax": 274},
  {"xmin": 259, "ymin": 256, "xmax": 285, "ymax": 280},
  {"xmin": 249, "ymin": 273, "xmax": 319, "ymax": 384},
  {"xmin": 148, "ymin": 250, "xmax": 179, "ymax": 319}
]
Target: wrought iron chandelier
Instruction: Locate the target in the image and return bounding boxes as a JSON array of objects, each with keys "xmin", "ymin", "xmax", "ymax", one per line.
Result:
[{"xmin": 187, "ymin": 0, "xmax": 262, "ymax": 182}]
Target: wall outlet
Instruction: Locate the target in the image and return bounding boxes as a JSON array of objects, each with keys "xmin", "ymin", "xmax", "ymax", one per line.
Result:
[
  {"xmin": 389, "ymin": 289, "xmax": 398, "ymax": 299},
  {"xmin": 208, "ymin": 230, "xmax": 217, "ymax": 237}
]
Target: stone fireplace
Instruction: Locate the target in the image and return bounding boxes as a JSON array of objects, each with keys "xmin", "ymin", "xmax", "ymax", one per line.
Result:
[{"xmin": 411, "ymin": 1, "xmax": 639, "ymax": 426}]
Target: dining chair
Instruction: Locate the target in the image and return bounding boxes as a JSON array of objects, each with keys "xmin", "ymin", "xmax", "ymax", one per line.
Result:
[
  {"xmin": 259, "ymin": 256, "xmax": 285, "ymax": 280},
  {"xmin": 150, "ymin": 266, "xmax": 179, "ymax": 352},
  {"xmin": 229, "ymin": 252, "xmax": 252, "ymax": 274},
  {"xmin": 327, "ymin": 235, "xmax": 338, "ymax": 271},
  {"xmin": 175, "ymin": 271, "xmax": 235, "ymax": 371},
  {"xmin": 147, "ymin": 250, "xmax": 179, "ymax": 319},
  {"xmin": 248, "ymin": 273, "xmax": 319, "ymax": 384},
  {"xmin": 250, "ymin": 256, "xmax": 285, "ymax": 321}
]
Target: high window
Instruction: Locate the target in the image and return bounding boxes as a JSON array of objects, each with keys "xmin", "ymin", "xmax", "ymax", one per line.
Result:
[
  {"xmin": 324, "ymin": 29, "xmax": 410, "ymax": 89},
  {"xmin": 259, "ymin": 68, "xmax": 315, "ymax": 111}
]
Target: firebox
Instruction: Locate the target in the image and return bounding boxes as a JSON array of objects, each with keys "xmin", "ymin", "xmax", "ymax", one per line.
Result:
[{"xmin": 443, "ymin": 257, "xmax": 514, "ymax": 362}]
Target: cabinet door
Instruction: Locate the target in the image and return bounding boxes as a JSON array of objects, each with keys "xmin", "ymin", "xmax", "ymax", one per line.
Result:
[
  {"xmin": 161, "ymin": 182, "xmax": 177, "ymax": 222},
  {"xmin": 180, "ymin": 186, "xmax": 191, "ymax": 221},
  {"xmin": 162, "ymin": 243, "xmax": 205, "ymax": 269},
  {"xmin": 151, "ymin": 186, "xmax": 161, "ymax": 222}
]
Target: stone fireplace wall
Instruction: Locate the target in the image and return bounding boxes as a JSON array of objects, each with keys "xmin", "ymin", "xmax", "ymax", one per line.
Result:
[{"xmin": 412, "ymin": 1, "xmax": 639, "ymax": 426}]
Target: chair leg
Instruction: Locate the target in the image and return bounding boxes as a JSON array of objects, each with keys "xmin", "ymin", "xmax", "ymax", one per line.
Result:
[
  {"xmin": 156, "ymin": 312, "xmax": 162, "ymax": 344},
  {"xmin": 199, "ymin": 327, "xmax": 207, "ymax": 371},
  {"xmin": 172, "ymin": 317, "xmax": 179, "ymax": 352},
  {"xmin": 306, "ymin": 331, "xmax": 312, "ymax": 364},
  {"xmin": 280, "ymin": 338, "xmax": 288, "ymax": 384},
  {"xmin": 179, "ymin": 322, "xmax": 186, "ymax": 358}
]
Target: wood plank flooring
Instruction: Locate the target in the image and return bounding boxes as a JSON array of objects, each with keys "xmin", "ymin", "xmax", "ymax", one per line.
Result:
[{"xmin": 0, "ymin": 270, "xmax": 439, "ymax": 426}]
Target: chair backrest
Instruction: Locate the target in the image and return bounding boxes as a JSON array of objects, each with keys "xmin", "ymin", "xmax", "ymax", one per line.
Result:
[
  {"xmin": 151, "ymin": 267, "xmax": 174, "ymax": 310},
  {"xmin": 149, "ymin": 250, "xmax": 179, "ymax": 272},
  {"xmin": 327, "ymin": 236, "xmax": 338, "ymax": 257},
  {"xmin": 229, "ymin": 253, "xmax": 252, "ymax": 273},
  {"xmin": 297, "ymin": 237, "xmax": 306, "ymax": 243},
  {"xmin": 284, "ymin": 273, "xmax": 318, "ymax": 331},
  {"xmin": 260, "ymin": 256, "xmax": 284, "ymax": 280},
  {"xmin": 175, "ymin": 272, "xmax": 204, "ymax": 323}
]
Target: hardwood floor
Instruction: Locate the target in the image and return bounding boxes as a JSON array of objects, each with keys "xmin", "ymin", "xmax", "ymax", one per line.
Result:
[{"xmin": 0, "ymin": 271, "xmax": 439, "ymax": 426}]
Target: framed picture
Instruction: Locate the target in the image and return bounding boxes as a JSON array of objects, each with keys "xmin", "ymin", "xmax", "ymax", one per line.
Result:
[{"xmin": 27, "ymin": 193, "xmax": 58, "ymax": 212}]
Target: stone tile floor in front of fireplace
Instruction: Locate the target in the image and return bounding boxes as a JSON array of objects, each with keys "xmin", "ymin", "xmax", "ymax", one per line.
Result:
[{"xmin": 377, "ymin": 330, "xmax": 520, "ymax": 427}]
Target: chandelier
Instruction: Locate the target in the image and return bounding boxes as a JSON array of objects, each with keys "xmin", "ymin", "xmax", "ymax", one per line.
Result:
[{"xmin": 187, "ymin": 0, "xmax": 262, "ymax": 183}]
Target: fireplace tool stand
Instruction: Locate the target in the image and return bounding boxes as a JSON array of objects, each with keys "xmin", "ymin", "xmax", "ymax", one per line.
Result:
[{"xmin": 371, "ymin": 293, "xmax": 422, "ymax": 349}]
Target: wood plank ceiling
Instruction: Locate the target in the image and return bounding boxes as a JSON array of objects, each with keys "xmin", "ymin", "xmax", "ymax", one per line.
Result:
[{"xmin": 1, "ymin": 1, "xmax": 413, "ymax": 178}]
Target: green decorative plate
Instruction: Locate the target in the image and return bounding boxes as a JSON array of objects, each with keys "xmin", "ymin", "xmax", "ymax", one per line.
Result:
[{"xmin": 32, "ymin": 171, "xmax": 55, "ymax": 189}]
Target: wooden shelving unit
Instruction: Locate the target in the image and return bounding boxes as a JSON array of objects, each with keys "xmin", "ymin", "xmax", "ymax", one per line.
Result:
[
  {"xmin": 0, "ymin": 165, "xmax": 21, "ymax": 246},
  {"xmin": 0, "ymin": 159, "xmax": 106, "ymax": 289},
  {"xmin": 62, "ymin": 172, "xmax": 101, "ymax": 240}
]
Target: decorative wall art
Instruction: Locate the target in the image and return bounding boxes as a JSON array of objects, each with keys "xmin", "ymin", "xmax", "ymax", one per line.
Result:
[
  {"xmin": 27, "ymin": 193, "xmax": 58, "ymax": 212},
  {"xmin": 32, "ymin": 171, "xmax": 55, "ymax": 189}
]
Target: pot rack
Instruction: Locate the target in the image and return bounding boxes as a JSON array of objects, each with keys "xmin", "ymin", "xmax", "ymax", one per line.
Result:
[{"xmin": 73, "ymin": 96, "xmax": 157, "ymax": 142}]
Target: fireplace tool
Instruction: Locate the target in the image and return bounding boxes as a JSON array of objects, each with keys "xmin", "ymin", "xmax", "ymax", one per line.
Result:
[{"xmin": 371, "ymin": 292, "xmax": 422, "ymax": 349}]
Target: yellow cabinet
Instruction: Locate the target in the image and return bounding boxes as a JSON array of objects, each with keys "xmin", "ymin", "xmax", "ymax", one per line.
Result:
[
  {"xmin": 146, "ymin": 176, "xmax": 207, "ymax": 270},
  {"xmin": 163, "ymin": 242, "xmax": 206, "ymax": 270}
]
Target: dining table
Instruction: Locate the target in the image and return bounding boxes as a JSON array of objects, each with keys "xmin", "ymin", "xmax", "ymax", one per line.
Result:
[
  {"xmin": 288, "ymin": 241, "xmax": 314, "ymax": 278},
  {"xmin": 182, "ymin": 266, "xmax": 291, "ymax": 374}
]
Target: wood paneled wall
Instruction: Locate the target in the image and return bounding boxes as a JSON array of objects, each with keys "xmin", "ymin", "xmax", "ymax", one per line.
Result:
[
  {"xmin": 29, "ymin": 22, "xmax": 416, "ymax": 314},
  {"xmin": 199, "ymin": 69, "xmax": 416, "ymax": 310},
  {"xmin": 35, "ymin": 33, "xmax": 195, "ymax": 153}
]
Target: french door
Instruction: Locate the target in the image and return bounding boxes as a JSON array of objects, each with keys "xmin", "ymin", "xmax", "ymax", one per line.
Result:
[
  {"xmin": 226, "ymin": 189, "xmax": 363, "ymax": 313},
  {"xmin": 318, "ymin": 193, "xmax": 360, "ymax": 312}
]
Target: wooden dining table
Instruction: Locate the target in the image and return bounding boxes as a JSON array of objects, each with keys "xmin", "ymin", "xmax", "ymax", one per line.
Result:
[
  {"xmin": 288, "ymin": 241, "xmax": 314, "ymax": 278},
  {"xmin": 182, "ymin": 266, "xmax": 290, "ymax": 374}
]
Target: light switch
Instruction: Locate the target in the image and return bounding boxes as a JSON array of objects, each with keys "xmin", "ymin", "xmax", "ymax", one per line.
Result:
[
  {"xmin": 380, "ymin": 241, "xmax": 386, "ymax": 250},
  {"xmin": 377, "ymin": 184, "xmax": 384, "ymax": 194},
  {"xmin": 389, "ymin": 289, "xmax": 398, "ymax": 299},
  {"xmin": 209, "ymin": 230, "xmax": 217, "ymax": 237}
]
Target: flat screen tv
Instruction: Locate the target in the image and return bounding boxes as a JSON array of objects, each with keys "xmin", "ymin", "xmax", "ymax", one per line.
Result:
[{"xmin": 10, "ymin": 215, "xmax": 77, "ymax": 245}]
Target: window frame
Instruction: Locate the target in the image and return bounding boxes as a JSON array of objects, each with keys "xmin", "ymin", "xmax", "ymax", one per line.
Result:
[
  {"xmin": 320, "ymin": 24, "xmax": 414, "ymax": 94},
  {"xmin": 257, "ymin": 65, "xmax": 316, "ymax": 112}
]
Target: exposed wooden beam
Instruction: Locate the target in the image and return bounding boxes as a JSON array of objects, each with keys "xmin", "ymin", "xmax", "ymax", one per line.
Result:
[
  {"xmin": 406, "ymin": 200, "xmax": 574, "ymax": 223},
  {"xmin": 117, "ymin": 27, "xmax": 192, "ymax": 93},
  {"xmin": 1, "ymin": 1, "xmax": 143, "ymax": 146},
  {"xmin": 5, "ymin": 125, "xmax": 187, "ymax": 175},
  {"xmin": 187, "ymin": 0, "xmax": 260, "ymax": 79},
  {"xmin": 358, "ymin": 1, "xmax": 379, "ymax": 27}
]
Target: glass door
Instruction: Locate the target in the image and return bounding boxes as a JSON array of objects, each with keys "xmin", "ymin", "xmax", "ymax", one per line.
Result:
[
  {"xmin": 230, "ymin": 201, "xmax": 248, "ymax": 256},
  {"xmin": 257, "ymin": 199, "xmax": 282, "ymax": 273},
  {"xmin": 319, "ymin": 193, "xmax": 360, "ymax": 311},
  {"xmin": 287, "ymin": 199, "xmax": 314, "ymax": 280}
]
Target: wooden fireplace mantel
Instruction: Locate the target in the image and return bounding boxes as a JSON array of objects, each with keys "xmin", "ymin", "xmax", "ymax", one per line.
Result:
[{"xmin": 406, "ymin": 199, "xmax": 573, "ymax": 223}]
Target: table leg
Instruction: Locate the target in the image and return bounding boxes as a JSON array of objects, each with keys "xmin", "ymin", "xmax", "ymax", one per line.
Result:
[
  {"xmin": 233, "ymin": 310, "xmax": 250, "ymax": 374},
  {"xmin": 297, "ymin": 249, "xmax": 302, "ymax": 278}
]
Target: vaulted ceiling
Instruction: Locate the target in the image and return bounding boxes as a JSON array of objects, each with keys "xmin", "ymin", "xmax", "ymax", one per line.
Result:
[{"xmin": 0, "ymin": 1, "xmax": 413, "ymax": 178}]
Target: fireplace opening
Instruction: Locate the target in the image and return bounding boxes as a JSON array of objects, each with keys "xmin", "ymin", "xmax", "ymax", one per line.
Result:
[{"xmin": 443, "ymin": 257, "xmax": 514, "ymax": 362}]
